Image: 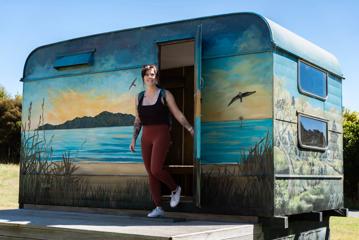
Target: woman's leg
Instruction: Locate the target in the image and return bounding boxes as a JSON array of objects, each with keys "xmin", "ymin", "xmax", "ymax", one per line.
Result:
[
  {"xmin": 141, "ymin": 129, "xmax": 162, "ymax": 207},
  {"xmin": 150, "ymin": 126, "xmax": 177, "ymax": 193}
]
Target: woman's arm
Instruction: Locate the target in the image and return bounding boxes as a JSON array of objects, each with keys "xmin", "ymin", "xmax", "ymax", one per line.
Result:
[
  {"xmin": 165, "ymin": 90, "xmax": 193, "ymax": 133},
  {"xmin": 132, "ymin": 94, "xmax": 142, "ymax": 142}
]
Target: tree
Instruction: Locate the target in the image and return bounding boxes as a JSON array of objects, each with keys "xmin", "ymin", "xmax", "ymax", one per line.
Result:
[
  {"xmin": 0, "ymin": 85, "xmax": 22, "ymax": 163},
  {"xmin": 0, "ymin": 85, "xmax": 10, "ymax": 99},
  {"xmin": 343, "ymin": 108, "xmax": 359, "ymax": 201}
]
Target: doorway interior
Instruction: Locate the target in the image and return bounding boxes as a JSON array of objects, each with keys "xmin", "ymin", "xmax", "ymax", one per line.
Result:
[{"xmin": 157, "ymin": 39, "xmax": 195, "ymax": 203}]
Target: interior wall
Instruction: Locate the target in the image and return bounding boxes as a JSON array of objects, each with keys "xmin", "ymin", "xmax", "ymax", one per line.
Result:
[{"xmin": 159, "ymin": 41, "xmax": 194, "ymax": 70}]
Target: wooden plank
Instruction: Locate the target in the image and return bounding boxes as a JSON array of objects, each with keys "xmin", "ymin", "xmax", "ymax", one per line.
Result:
[
  {"xmin": 0, "ymin": 209, "xmax": 256, "ymax": 240},
  {"xmin": 0, "ymin": 222, "xmax": 161, "ymax": 240},
  {"xmin": 164, "ymin": 165, "xmax": 193, "ymax": 174},
  {"xmin": 172, "ymin": 225, "xmax": 254, "ymax": 240},
  {"xmin": 23, "ymin": 204, "xmax": 259, "ymax": 223}
]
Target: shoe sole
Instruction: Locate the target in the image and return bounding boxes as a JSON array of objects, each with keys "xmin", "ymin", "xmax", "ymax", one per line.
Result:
[{"xmin": 147, "ymin": 214, "xmax": 164, "ymax": 218}]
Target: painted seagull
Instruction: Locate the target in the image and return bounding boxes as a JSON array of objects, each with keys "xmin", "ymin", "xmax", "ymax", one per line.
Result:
[
  {"xmin": 128, "ymin": 78, "xmax": 137, "ymax": 90},
  {"xmin": 227, "ymin": 91, "xmax": 256, "ymax": 106}
]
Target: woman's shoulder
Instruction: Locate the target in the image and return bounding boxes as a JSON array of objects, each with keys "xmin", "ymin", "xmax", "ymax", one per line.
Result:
[
  {"xmin": 136, "ymin": 91, "xmax": 145, "ymax": 105},
  {"xmin": 162, "ymin": 88, "xmax": 172, "ymax": 96}
]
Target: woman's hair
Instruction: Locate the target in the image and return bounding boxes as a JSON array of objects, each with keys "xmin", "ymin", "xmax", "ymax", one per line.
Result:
[{"xmin": 141, "ymin": 64, "xmax": 159, "ymax": 80}]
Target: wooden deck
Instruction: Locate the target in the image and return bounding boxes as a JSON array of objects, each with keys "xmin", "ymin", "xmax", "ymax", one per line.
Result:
[{"xmin": 0, "ymin": 208, "xmax": 259, "ymax": 239}]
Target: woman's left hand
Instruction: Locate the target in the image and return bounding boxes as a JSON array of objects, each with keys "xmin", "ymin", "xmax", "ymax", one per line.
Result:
[{"xmin": 188, "ymin": 127, "xmax": 194, "ymax": 137}]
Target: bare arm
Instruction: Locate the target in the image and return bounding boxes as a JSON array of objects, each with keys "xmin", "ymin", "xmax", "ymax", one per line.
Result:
[
  {"xmin": 132, "ymin": 94, "xmax": 142, "ymax": 142},
  {"xmin": 165, "ymin": 90, "xmax": 193, "ymax": 131}
]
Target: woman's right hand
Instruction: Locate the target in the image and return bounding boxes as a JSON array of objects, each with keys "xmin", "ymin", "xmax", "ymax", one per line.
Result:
[{"xmin": 129, "ymin": 139, "xmax": 136, "ymax": 152}]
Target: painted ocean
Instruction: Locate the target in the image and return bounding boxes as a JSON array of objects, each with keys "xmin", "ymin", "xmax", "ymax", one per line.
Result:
[
  {"xmin": 22, "ymin": 118, "xmax": 272, "ymax": 164},
  {"xmin": 23, "ymin": 126, "xmax": 143, "ymax": 163},
  {"xmin": 202, "ymin": 118, "xmax": 272, "ymax": 164}
]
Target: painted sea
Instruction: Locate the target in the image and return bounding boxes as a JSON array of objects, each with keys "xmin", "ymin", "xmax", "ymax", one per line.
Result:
[
  {"xmin": 202, "ymin": 118, "xmax": 272, "ymax": 164},
  {"xmin": 22, "ymin": 126, "xmax": 143, "ymax": 163},
  {"xmin": 22, "ymin": 118, "xmax": 272, "ymax": 164}
]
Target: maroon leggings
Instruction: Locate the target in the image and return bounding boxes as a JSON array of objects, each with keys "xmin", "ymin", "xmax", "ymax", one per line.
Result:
[{"xmin": 141, "ymin": 124, "xmax": 177, "ymax": 207}]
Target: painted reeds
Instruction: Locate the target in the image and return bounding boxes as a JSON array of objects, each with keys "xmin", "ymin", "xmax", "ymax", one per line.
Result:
[
  {"xmin": 20, "ymin": 99, "xmax": 152, "ymax": 208},
  {"xmin": 201, "ymin": 131, "xmax": 273, "ymax": 216}
]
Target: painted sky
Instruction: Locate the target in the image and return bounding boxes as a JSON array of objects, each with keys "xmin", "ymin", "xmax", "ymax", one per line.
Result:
[
  {"xmin": 202, "ymin": 53, "xmax": 272, "ymax": 121},
  {"xmin": 22, "ymin": 70, "xmax": 143, "ymax": 130}
]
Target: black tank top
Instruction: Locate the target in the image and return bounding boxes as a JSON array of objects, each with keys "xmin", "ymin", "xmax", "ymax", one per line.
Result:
[{"xmin": 138, "ymin": 90, "xmax": 171, "ymax": 126}]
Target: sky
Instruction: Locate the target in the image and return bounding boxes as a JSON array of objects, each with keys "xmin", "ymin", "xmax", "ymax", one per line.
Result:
[{"xmin": 1, "ymin": 0, "xmax": 358, "ymax": 111}]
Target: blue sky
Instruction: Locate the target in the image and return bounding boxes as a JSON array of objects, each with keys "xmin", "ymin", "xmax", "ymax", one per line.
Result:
[{"xmin": 1, "ymin": 0, "xmax": 358, "ymax": 111}]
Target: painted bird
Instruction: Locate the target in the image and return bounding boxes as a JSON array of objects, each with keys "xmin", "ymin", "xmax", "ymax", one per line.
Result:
[
  {"xmin": 227, "ymin": 91, "xmax": 256, "ymax": 106},
  {"xmin": 128, "ymin": 78, "xmax": 137, "ymax": 90}
]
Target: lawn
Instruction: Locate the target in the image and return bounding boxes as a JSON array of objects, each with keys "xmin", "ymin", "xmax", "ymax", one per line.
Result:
[
  {"xmin": 0, "ymin": 163, "xmax": 19, "ymax": 209},
  {"xmin": 0, "ymin": 163, "xmax": 358, "ymax": 239},
  {"xmin": 330, "ymin": 216, "xmax": 359, "ymax": 240}
]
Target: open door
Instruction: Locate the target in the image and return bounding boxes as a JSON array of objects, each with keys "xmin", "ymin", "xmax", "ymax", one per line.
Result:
[
  {"xmin": 156, "ymin": 26, "xmax": 202, "ymax": 208},
  {"xmin": 157, "ymin": 39, "xmax": 195, "ymax": 204},
  {"xmin": 193, "ymin": 24, "xmax": 202, "ymax": 208}
]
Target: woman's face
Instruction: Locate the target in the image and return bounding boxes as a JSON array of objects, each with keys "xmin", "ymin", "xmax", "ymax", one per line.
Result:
[{"xmin": 143, "ymin": 68, "xmax": 157, "ymax": 87}]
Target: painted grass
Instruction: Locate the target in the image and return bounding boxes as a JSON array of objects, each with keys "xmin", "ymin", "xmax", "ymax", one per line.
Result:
[
  {"xmin": 0, "ymin": 163, "xmax": 19, "ymax": 209},
  {"xmin": 330, "ymin": 216, "xmax": 359, "ymax": 240}
]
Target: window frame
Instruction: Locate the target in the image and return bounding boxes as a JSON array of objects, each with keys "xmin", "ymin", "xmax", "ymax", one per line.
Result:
[
  {"xmin": 297, "ymin": 59, "xmax": 328, "ymax": 101},
  {"xmin": 297, "ymin": 112, "xmax": 329, "ymax": 151},
  {"xmin": 53, "ymin": 49, "xmax": 96, "ymax": 70}
]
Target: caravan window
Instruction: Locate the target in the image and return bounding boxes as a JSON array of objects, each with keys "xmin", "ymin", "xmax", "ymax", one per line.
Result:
[
  {"xmin": 54, "ymin": 50, "xmax": 95, "ymax": 70},
  {"xmin": 298, "ymin": 114, "xmax": 328, "ymax": 151},
  {"xmin": 298, "ymin": 60, "xmax": 327, "ymax": 100}
]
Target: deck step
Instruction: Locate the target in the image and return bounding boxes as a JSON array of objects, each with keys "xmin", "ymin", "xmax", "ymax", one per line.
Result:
[{"xmin": 0, "ymin": 208, "xmax": 255, "ymax": 240}]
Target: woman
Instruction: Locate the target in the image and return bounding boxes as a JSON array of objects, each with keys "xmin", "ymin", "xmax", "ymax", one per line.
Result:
[{"xmin": 129, "ymin": 64, "xmax": 194, "ymax": 218}]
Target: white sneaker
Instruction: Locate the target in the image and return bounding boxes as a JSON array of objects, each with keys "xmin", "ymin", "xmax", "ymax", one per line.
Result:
[
  {"xmin": 147, "ymin": 206, "xmax": 165, "ymax": 218},
  {"xmin": 170, "ymin": 185, "xmax": 181, "ymax": 208}
]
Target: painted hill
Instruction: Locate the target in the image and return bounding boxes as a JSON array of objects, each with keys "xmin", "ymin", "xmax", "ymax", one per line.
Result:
[{"xmin": 37, "ymin": 111, "xmax": 135, "ymax": 130}]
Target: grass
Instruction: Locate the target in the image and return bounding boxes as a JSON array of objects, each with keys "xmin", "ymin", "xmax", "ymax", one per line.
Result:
[
  {"xmin": 330, "ymin": 216, "xmax": 359, "ymax": 240},
  {"xmin": 0, "ymin": 163, "xmax": 19, "ymax": 209}
]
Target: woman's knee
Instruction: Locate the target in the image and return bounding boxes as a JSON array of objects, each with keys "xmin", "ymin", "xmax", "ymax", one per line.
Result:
[{"xmin": 151, "ymin": 164, "xmax": 165, "ymax": 178}]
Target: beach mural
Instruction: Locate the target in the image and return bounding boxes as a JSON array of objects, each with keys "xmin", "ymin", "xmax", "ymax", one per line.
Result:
[
  {"xmin": 22, "ymin": 69, "xmax": 145, "ymax": 159},
  {"xmin": 199, "ymin": 52, "xmax": 274, "ymax": 215},
  {"xmin": 202, "ymin": 52, "xmax": 273, "ymax": 164},
  {"xmin": 20, "ymin": 54, "xmax": 275, "ymax": 214},
  {"xmin": 19, "ymin": 14, "xmax": 276, "ymax": 214},
  {"xmin": 20, "ymin": 69, "xmax": 156, "ymax": 208}
]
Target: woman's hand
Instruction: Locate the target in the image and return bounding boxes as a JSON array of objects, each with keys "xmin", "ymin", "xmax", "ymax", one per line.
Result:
[
  {"xmin": 129, "ymin": 139, "xmax": 136, "ymax": 152},
  {"xmin": 187, "ymin": 126, "xmax": 194, "ymax": 137}
]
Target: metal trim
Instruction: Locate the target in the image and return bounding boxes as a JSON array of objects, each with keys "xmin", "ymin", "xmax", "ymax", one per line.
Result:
[
  {"xmin": 275, "ymin": 174, "xmax": 343, "ymax": 180},
  {"xmin": 297, "ymin": 112, "xmax": 329, "ymax": 151},
  {"xmin": 297, "ymin": 59, "xmax": 328, "ymax": 101}
]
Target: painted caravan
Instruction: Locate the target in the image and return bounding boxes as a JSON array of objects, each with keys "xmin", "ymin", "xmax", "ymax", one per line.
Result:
[{"xmin": 20, "ymin": 12, "xmax": 344, "ymax": 223}]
